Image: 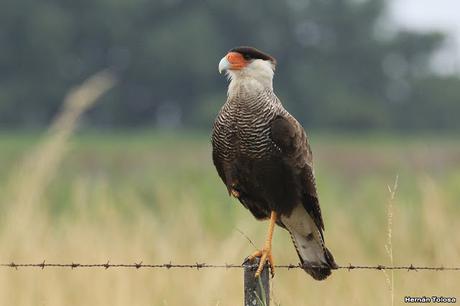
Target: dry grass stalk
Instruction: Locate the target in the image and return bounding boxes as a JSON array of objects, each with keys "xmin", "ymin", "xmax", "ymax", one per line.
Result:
[
  {"xmin": 383, "ymin": 175, "xmax": 398, "ymax": 306},
  {"xmin": 4, "ymin": 70, "xmax": 116, "ymax": 228}
]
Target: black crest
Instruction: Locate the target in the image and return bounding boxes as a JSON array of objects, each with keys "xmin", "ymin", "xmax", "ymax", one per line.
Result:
[{"xmin": 230, "ymin": 46, "xmax": 276, "ymax": 65}]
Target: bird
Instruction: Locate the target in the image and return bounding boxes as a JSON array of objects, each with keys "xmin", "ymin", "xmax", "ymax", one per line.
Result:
[{"xmin": 211, "ymin": 46, "xmax": 337, "ymax": 280}]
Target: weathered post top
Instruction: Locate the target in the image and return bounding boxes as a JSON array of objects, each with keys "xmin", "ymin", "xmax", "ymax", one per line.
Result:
[{"xmin": 243, "ymin": 258, "xmax": 270, "ymax": 306}]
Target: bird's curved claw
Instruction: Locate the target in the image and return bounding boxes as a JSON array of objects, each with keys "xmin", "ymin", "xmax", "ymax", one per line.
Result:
[{"xmin": 247, "ymin": 248, "xmax": 275, "ymax": 278}]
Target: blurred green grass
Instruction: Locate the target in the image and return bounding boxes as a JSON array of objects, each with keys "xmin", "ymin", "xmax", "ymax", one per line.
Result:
[
  {"xmin": 1, "ymin": 130, "xmax": 459, "ymax": 305},
  {"xmin": 2, "ymin": 130, "xmax": 460, "ymax": 240}
]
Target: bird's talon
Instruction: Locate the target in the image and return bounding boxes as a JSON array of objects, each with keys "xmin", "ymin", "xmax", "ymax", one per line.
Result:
[
  {"xmin": 248, "ymin": 250, "xmax": 263, "ymax": 262},
  {"xmin": 248, "ymin": 248, "xmax": 275, "ymax": 278},
  {"xmin": 230, "ymin": 189, "xmax": 240, "ymax": 198}
]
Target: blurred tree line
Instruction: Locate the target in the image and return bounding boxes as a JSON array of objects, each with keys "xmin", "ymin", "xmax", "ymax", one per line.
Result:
[{"xmin": 1, "ymin": 0, "xmax": 459, "ymax": 130}]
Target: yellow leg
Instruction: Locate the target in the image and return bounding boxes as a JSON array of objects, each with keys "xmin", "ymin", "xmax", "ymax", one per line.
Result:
[{"xmin": 248, "ymin": 211, "xmax": 277, "ymax": 278}]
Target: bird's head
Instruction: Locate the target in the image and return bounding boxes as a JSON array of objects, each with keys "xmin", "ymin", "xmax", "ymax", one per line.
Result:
[{"xmin": 218, "ymin": 47, "xmax": 276, "ymax": 91}]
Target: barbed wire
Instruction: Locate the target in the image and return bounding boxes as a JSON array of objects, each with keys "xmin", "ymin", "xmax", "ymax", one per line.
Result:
[{"xmin": 1, "ymin": 261, "xmax": 459, "ymax": 272}]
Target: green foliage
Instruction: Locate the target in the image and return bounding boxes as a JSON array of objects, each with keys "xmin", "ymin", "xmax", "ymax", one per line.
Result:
[{"xmin": 0, "ymin": 0, "xmax": 459, "ymax": 130}]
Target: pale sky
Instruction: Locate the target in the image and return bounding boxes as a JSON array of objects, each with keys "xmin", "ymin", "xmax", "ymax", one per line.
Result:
[{"xmin": 389, "ymin": 0, "xmax": 460, "ymax": 74}]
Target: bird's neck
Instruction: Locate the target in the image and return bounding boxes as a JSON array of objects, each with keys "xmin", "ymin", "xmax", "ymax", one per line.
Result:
[{"xmin": 227, "ymin": 75, "xmax": 273, "ymax": 98}]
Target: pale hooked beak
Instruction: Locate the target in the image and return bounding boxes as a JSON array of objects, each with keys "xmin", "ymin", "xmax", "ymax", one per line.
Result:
[{"xmin": 218, "ymin": 56, "xmax": 230, "ymax": 74}]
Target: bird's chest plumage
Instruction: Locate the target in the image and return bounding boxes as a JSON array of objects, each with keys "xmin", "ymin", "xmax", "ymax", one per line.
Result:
[
  {"xmin": 212, "ymin": 90, "xmax": 282, "ymax": 162},
  {"xmin": 212, "ymin": 88, "xmax": 298, "ymax": 218}
]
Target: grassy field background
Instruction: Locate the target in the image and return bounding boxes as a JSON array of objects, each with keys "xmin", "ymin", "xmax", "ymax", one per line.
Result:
[{"xmin": 0, "ymin": 128, "xmax": 459, "ymax": 306}]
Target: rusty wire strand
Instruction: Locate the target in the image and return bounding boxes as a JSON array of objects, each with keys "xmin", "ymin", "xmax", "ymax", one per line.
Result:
[{"xmin": 1, "ymin": 262, "xmax": 459, "ymax": 271}]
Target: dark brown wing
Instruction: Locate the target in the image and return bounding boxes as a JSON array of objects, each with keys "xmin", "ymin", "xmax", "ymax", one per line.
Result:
[{"xmin": 270, "ymin": 115, "xmax": 325, "ymax": 230}]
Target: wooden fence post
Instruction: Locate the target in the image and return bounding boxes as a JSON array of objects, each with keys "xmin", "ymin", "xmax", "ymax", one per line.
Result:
[{"xmin": 243, "ymin": 258, "xmax": 270, "ymax": 306}]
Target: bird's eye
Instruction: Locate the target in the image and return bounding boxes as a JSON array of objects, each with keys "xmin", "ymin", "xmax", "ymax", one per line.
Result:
[{"xmin": 243, "ymin": 54, "xmax": 252, "ymax": 60}]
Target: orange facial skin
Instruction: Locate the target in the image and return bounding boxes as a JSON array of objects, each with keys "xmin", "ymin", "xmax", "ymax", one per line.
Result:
[{"xmin": 226, "ymin": 52, "xmax": 247, "ymax": 70}]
